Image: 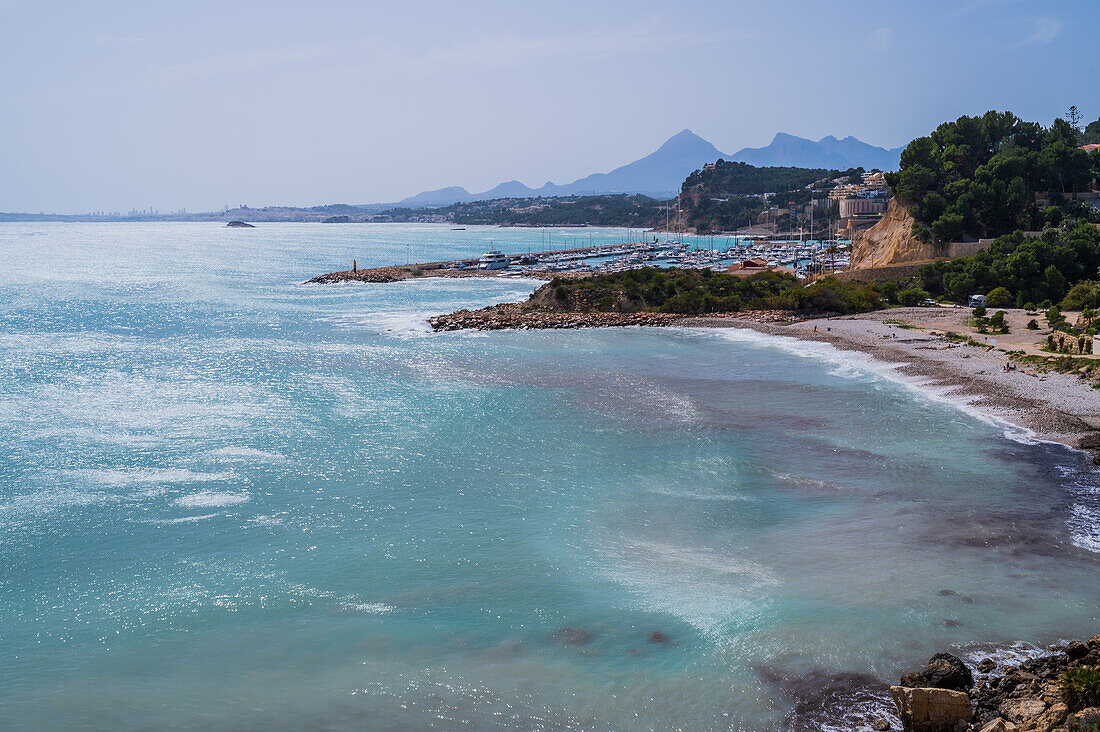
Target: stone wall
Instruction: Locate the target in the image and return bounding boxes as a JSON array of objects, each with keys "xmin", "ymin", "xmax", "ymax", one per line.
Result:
[{"xmin": 1048, "ymin": 332, "xmax": 1094, "ymax": 355}]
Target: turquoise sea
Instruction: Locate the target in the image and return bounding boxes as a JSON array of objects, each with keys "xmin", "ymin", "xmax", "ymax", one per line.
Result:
[{"xmin": 1, "ymin": 223, "xmax": 1098, "ymax": 731}]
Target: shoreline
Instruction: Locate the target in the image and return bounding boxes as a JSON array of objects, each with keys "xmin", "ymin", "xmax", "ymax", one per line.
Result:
[
  {"xmin": 698, "ymin": 311, "xmax": 1099, "ymax": 461},
  {"xmin": 424, "ymin": 299, "xmax": 1099, "ymax": 461}
]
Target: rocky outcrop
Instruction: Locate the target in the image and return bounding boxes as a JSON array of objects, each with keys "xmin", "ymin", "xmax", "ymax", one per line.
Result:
[
  {"xmin": 1064, "ymin": 707, "xmax": 1100, "ymax": 730},
  {"xmin": 900, "ymin": 653, "xmax": 975, "ymax": 693},
  {"xmin": 888, "ymin": 633, "xmax": 1100, "ymax": 732},
  {"xmin": 429, "ymin": 302, "xmax": 682, "ymax": 330},
  {"xmin": 850, "ymin": 198, "xmax": 940, "ymax": 269},
  {"xmin": 890, "ymin": 686, "xmax": 973, "ymax": 732},
  {"xmin": 428, "ymin": 303, "xmax": 798, "ymax": 331}
]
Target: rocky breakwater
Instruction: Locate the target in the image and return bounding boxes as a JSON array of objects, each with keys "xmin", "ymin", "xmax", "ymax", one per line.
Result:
[
  {"xmin": 307, "ymin": 266, "xmax": 415, "ymax": 284},
  {"xmin": 428, "ymin": 302, "xmax": 682, "ymax": 331},
  {"xmin": 428, "ymin": 303, "xmax": 801, "ymax": 331},
  {"xmin": 888, "ymin": 634, "xmax": 1100, "ymax": 732}
]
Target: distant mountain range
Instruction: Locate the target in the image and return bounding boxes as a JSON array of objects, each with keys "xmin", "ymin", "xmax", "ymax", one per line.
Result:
[{"xmin": 398, "ymin": 130, "xmax": 903, "ymax": 207}]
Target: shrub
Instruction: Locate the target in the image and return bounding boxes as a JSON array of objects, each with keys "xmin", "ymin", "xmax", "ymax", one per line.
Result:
[
  {"xmin": 973, "ymin": 305, "xmax": 987, "ymax": 318},
  {"xmin": 1062, "ymin": 281, "xmax": 1100, "ymax": 311},
  {"xmin": 554, "ymin": 285, "xmax": 568, "ymax": 300},
  {"xmin": 985, "ymin": 286, "xmax": 1014, "ymax": 308},
  {"xmin": 1027, "ymin": 319, "xmax": 1040, "ymax": 330},
  {"xmin": 1024, "ymin": 302, "xmax": 1037, "ymax": 312},
  {"xmin": 1062, "ymin": 667, "xmax": 1100, "ymax": 711},
  {"xmin": 898, "ymin": 288, "xmax": 931, "ymax": 307},
  {"xmin": 989, "ymin": 311, "xmax": 1009, "ymax": 333}
]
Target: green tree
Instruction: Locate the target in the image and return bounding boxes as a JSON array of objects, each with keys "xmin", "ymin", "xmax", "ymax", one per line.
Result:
[
  {"xmin": 1061, "ymin": 281, "xmax": 1100, "ymax": 310},
  {"xmin": 898, "ymin": 288, "xmax": 930, "ymax": 307},
  {"xmin": 885, "ymin": 111, "xmax": 1095, "ymax": 241},
  {"xmin": 984, "ymin": 286, "xmax": 1014, "ymax": 308},
  {"xmin": 1083, "ymin": 117, "xmax": 1100, "ymax": 145},
  {"xmin": 1044, "ymin": 265, "xmax": 1068, "ymax": 302}
]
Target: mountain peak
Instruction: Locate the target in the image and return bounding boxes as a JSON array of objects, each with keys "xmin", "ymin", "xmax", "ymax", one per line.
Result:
[
  {"xmin": 731, "ymin": 133, "xmax": 901, "ymax": 171},
  {"xmin": 655, "ymin": 129, "xmax": 723, "ymax": 156},
  {"xmin": 396, "ymin": 129, "xmax": 900, "ymax": 208}
]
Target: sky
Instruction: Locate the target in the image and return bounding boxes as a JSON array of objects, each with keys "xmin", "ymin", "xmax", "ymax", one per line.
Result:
[{"xmin": 1, "ymin": 0, "xmax": 1097, "ymax": 214}]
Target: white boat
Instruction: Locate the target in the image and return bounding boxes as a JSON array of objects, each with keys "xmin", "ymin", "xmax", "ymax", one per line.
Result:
[{"xmin": 477, "ymin": 249, "xmax": 510, "ymax": 270}]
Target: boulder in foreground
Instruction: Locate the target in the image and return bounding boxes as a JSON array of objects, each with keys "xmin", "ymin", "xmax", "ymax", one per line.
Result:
[{"xmin": 890, "ymin": 685, "xmax": 972, "ymax": 732}]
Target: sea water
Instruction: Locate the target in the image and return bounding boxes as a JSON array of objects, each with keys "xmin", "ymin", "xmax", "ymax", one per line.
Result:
[{"xmin": 1, "ymin": 223, "xmax": 1098, "ymax": 731}]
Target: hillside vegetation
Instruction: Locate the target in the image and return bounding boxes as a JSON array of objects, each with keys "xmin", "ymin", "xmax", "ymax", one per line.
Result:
[
  {"xmin": 678, "ymin": 160, "xmax": 865, "ymax": 234},
  {"xmin": 529, "ymin": 268, "xmax": 881, "ymax": 315},
  {"xmin": 449, "ymin": 194, "xmax": 663, "ymax": 227},
  {"xmin": 886, "ymin": 110, "xmax": 1100, "ymax": 243},
  {"xmin": 919, "ymin": 221, "xmax": 1100, "ymax": 307}
]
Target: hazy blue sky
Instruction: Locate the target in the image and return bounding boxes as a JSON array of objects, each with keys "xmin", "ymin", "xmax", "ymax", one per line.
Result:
[{"xmin": 2, "ymin": 0, "xmax": 1096, "ymax": 213}]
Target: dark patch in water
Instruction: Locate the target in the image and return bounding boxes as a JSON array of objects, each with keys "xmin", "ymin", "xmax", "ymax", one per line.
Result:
[
  {"xmin": 754, "ymin": 664, "xmax": 897, "ymax": 731},
  {"xmin": 553, "ymin": 627, "xmax": 593, "ymax": 645},
  {"xmin": 938, "ymin": 589, "xmax": 976, "ymax": 603}
]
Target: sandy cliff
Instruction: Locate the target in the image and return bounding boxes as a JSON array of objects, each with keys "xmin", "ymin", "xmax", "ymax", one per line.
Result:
[{"xmin": 849, "ymin": 198, "xmax": 940, "ymax": 269}]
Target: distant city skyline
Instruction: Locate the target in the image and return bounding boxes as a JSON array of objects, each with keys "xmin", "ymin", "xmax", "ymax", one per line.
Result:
[{"xmin": 1, "ymin": 0, "xmax": 1096, "ymax": 213}]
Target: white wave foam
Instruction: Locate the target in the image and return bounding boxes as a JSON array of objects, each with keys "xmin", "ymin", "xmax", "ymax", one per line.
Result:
[
  {"xmin": 319, "ymin": 309, "xmax": 435, "ymax": 337},
  {"xmin": 70, "ymin": 468, "xmax": 236, "ymax": 487},
  {"xmin": 151, "ymin": 513, "xmax": 221, "ymax": 524},
  {"xmin": 600, "ymin": 536, "xmax": 779, "ymax": 639},
  {"xmin": 207, "ymin": 447, "xmax": 286, "ymax": 462},
  {"xmin": 250, "ymin": 514, "xmax": 285, "ymax": 526},
  {"xmin": 0, "ymin": 488, "xmax": 111, "ymax": 520},
  {"xmin": 957, "ymin": 640, "xmax": 1054, "ymax": 677},
  {"xmin": 1068, "ymin": 502, "xmax": 1100, "ymax": 552},
  {"xmin": 175, "ymin": 491, "xmax": 250, "ymax": 508},
  {"xmin": 646, "ymin": 486, "xmax": 750, "ymax": 502},
  {"xmin": 767, "ymin": 469, "xmax": 844, "ymax": 491},
  {"xmin": 340, "ymin": 601, "xmax": 396, "ymax": 614}
]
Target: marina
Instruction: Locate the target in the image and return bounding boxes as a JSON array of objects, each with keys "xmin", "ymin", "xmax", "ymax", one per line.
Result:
[{"xmin": 321, "ymin": 235, "xmax": 853, "ymax": 284}]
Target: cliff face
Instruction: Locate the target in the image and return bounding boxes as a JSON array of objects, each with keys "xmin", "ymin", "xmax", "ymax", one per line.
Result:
[{"xmin": 849, "ymin": 198, "xmax": 940, "ymax": 269}]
